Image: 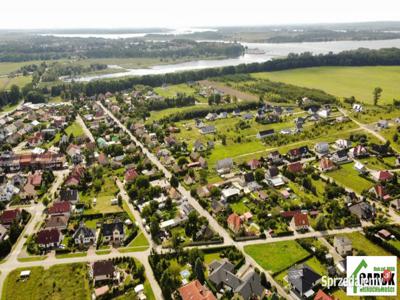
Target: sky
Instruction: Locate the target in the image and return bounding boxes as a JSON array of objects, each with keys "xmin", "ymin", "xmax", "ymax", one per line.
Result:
[{"xmin": 1, "ymin": 0, "xmax": 400, "ymax": 29}]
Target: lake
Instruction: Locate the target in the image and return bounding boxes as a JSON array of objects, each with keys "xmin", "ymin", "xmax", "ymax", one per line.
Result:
[{"xmin": 65, "ymin": 39, "xmax": 400, "ymax": 82}]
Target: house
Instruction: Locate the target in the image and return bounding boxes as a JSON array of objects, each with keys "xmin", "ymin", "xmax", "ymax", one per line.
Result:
[
  {"xmin": 353, "ymin": 104, "xmax": 363, "ymax": 112},
  {"xmin": 0, "ymin": 208, "xmax": 21, "ymax": 227},
  {"xmin": 377, "ymin": 229, "xmax": 391, "ymax": 240},
  {"xmin": 265, "ymin": 166, "xmax": 280, "ymax": 179},
  {"xmin": 216, "ymin": 158, "xmax": 233, "ymax": 174},
  {"xmin": 48, "ymin": 202, "xmax": 71, "ymax": 216},
  {"xmin": 287, "ymin": 148, "xmax": 301, "ymax": 161},
  {"xmin": 45, "ymin": 215, "xmax": 69, "ymax": 230},
  {"xmin": 221, "ymin": 187, "xmax": 241, "ymax": 201},
  {"xmin": 371, "ymin": 185, "xmax": 390, "ymax": 201},
  {"xmin": 242, "ymin": 113, "xmax": 253, "ymax": 120},
  {"xmin": 287, "ymin": 264, "xmax": 321, "ymax": 298},
  {"xmin": 268, "ymin": 150, "xmax": 283, "ymax": 164},
  {"xmin": 354, "ymin": 161, "xmax": 367, "ymax": 174},
  {"xmin": 290, "ymin": 213, "xmax": 310, "ymax": 231},
  {"xmin": 314, "ymin": 142, "xmax": 330, "ymax": 155},
  {"xmin": 331, "ymin": 149, "xmax": 349, "ymax": 163},
  {"xmin": 256, "ymin": 129, "xmax": 275, "ymax": 139},
  {"xmin": 98, "ymin": 153, "xmax": 108, "ymax": 166},
  {"xmin": 319, "ymin": 157, "xmax": 336, "ymax": 172},
  {"xmin": 200, "ymin": 125, "xmax": 216, "ymax": 135},
  {"xmin": 29, "ymin": 171, "xmax": 43, "ymax": 187},
  {"xmin": 335, "ymin": 139, "xmax": 351, "ymax": 150},
  {"xmin": 193, "ymin": 140, "xmax": 206, "ymax": 152},
  {"xmin": 390, "ymin": 199, "xmax": 400, "ymax": 211},
  {"xmin": 372, "ymin": 170, "xmax": 393, "ymax": 182},
  {"xmin": 287, "ymin": 162, "xmax": 303, "ymax": 173},
  {"xmin": 102, "ymin": 221, "xmax": 124, "ymax": 245},
  {"xmin": 73, "ymin": 222, "xmax": 96, "ymax": 246},
  {"xmin": 349, "ymin": 201, "xmax": 376, "ymax": 220},
  {"xmin": 333, "ymin": 236, "xmax": 352, "ymax": 256},
  {"xmin": 317, "ymin": 109, "xmax": 330, "ymax": 119},
  {"xmin": 208, "ymin": 260, "xmax": 264, "ymax": 300},
  {"xmin": 205, "ymin": 113, "xmax": 218, "ymax": 121},
  {"xmin": 314, "ymin": 289, "xmax": 333, "ymax": 300},
  {"xmin": 37, "ymin": 228, "xmax": 62, "ymax": 249},
  {"xmin": 60, "ymin": 189, "xmax": 79, "ymax": 203},
  {"xmin": 124, "ymin": 168, "xmax": 138, "ymax": 183},
  {"xmin": 377, "ymin": 120, "xmax": 389, "ymax": 129},
  {"xmin": 91, "ymin": 261, "xmax": 115, "ymax": 284},
  {"xmin": 247, "ymin": 159, "xmax": 261, "ymax": 170},
  {"xmin": 66, "ymin": 144, "xmax": 81, "ymax": 158},
  {"xmin": 178, "ymin": 280, "xmax": 216, "ymax": 300},
  {"xmin": 227, "ymin": 213, "xmax": 242, "ymax": 234}
]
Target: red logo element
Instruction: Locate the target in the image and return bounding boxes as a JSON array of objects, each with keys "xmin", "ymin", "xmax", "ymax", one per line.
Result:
[{"xmin": 382, "ymin": 269, "xmax": 392, "ymax": 283}]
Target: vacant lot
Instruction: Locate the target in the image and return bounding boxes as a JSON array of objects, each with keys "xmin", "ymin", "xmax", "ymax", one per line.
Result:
[
  {"xmin": 244, "ymin": 240, "xmax": 310, "ymax": 274},
  {"xmin": 2, "ymin": 264, "xmax": 90, "ymax": 300},
  {"xmin": 253, "ymin": 66, "xmax": 400, "ymax": 104},
  {"xmin": 327, "ymin": 162, "xmax": 375, "ymax": 194},
  {"xmin": 0, "ymin": 75, "xmax": 32, "ymax": 90}
]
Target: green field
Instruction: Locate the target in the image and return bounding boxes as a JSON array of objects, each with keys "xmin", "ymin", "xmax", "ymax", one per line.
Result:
[
  {"xmin": 327, "ymin": 162, "xmax": 375, "ymax": 194},
  {"xmin": 244, "ymin": 240, "xmax": 310, "ymax": 274},
  {"xmin": 0, "ymin": 75, "xmax": 32, "ymax": 90},
  {"xmin": 253, "ymin": 66, "xmax": 400, "ymax": 104},
  {"xmin": 2, "ymin": 264, "xmax": 91, "ymax": 300},
  {"xmin": 128, "ymin": 232, "xmax": 150, "ymax": 248}
]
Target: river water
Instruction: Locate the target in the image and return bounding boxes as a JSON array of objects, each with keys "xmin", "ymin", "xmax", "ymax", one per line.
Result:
[{"xmin": 61, "ymin": 38, "xmax": 400, "ymax": 82}]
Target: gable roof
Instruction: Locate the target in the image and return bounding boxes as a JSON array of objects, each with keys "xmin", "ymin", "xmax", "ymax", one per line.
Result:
[
  {"xmin": 102, "ymin": 221, "xmax": 124, "ymax": 236},
  {"xmin": 227, "ymin": 213, "xmax": 242, "ymax": 232},
  {"xmin": 288, "ymin": 264, "xmax": 321, "ymax": 295},
  {"xmin": 314, "ymin": 289, "xmax": 333, "ymax": 300},
  {"xmin": 292, "ymin": 213, "xmax": 309, "ymax": 227},
  {"xmin": 287, "ymin": 162, "xmax": 303, "ymax": 173},
  {"xmin": 48, "ymin": 202, "xmax": 71, "ymax": 215},
  {"xmin": 37, "ymin": 228, "xmax": 60, "ymax": 245},
  {"xmin": 60, "ymin": 189, "xmax": 78, "ymax": 202},
  {"xmin": 0, "ymin": 209, "xmax": 21, "ymax": 224},
  {"xmin": 73, "ymin": 223, "xmax": 95, "ymax": 240},
  {"xmin": 178, "ymin": 280, "xmax": 216, "ymax": 300},
  {"xmin": 93, "ymin": 260, "xmax": 115, "ymax": 277}
]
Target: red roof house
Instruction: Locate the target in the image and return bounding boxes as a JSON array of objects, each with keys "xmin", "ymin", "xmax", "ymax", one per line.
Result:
[
  {"xmin": 178, "ymin": 280, "xmax": 216, "ymax": 300},
  {"xmin": 373, "ymin": 170, "xmax": 393, "ymax": 182},
  {"xmin": 227, "ymin": 213, "xmax": 242, "ymax": 234},
  {"xmin": 287, "ymin": 162, "xmax": 303, "ymax": 173},
  {"xmin": 124, "ymin": 168, "xmax": 138, "ymax": 183},
  {"xmin": 37, "ymin": 228, "xmax": 62, "ymax": 249},
  {"xmin": 290, "ymin": 213, "xmax": 310, "ymax": 231},
  {"xmin": 319, "ymin": 158, "xmax": 336, "ymax": 172},
  {"xmin": 48, "ymin": 202, "xmax": 71, "ymax": 215},
  {"xmin": 314, "ymin": 289, "xmax": 333, "ymax": 300},
  {"xmin": 0, "ymin": 209, "xmax": 21, "ymax": 226}
]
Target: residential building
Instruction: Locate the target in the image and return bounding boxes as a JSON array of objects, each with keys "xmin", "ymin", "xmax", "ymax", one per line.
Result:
[
  {"xmin": 319, "ymin": 157, "xmax": 336, "ymax": 172},
  {"xmin": 256, "ymin": 129, "xmax": 275, "ymax": 139},
  {"xmin": 60, "ymin": 189, "xmax": 79, "ymax": 203},
  {"xmin": 216, "ymin": 158, "xmax": 233, "ymax": 174},
  {"xmin": 290, "ymin": 213, "xmax": 310, "ymax": 231},
  {"xmin": 48, "ymin": 202, "xmax": 71, "ymax": 216},
  {"xmin": 0, "ymin": 208, "xmax": 21, "ymax": 227},
  {"xmin": 287, "ymin": 264, "xmax": 322, "ymax": 298},
  {"xmin": 91, "ymin": 261, "xmax": 116, "ymax": 284},
  {"xmin": 37, "ymin": 228, "xmax": 62, "ymax": 249},
  {"xmin": 200, "ymin": 125, "xmax": 216, "ymax": 135},
  {"xmin": 73, "ymin": 222, "xmax": 96, "ymax": 246},
  {"xmin": 372, "ymin": 170, "xmax": 393, "ymax": 182},
  {"xmin": 349, "ymin": 201, "xmax": 376, "ymax": 220},
  {"xmin": 44, "ymin": 215, "xmax": 69, "ymax": 230},
  {"xmin": 287, "ymin": 162, "xmax": 303, "ymax": 173},
  {"xmin": 227, "ymin": 213, "xmax": 242, "ymax": 234},
  {"xmin": 333, "ymin": 236, "xmax": 352, "ymax": 256},
  {"xmin": 314, "ymin": 142, "xmax": 330, "ymax": 155},
  {"xmin": 102, "ymin": 221, "xmax": 124, "ymax": 245},
  {"xmin": 178, "ymin": 280, "xmax": 216, "ymax": 300}
]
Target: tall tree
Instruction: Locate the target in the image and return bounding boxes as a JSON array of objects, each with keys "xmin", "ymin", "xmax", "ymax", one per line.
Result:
[
  {"xmin": 194, "ymin": 257, "xmax": 205, "ymax": 283},
  {"xmin": 373, "ymin": 87, "xmax": 383, "ymax": 106}
]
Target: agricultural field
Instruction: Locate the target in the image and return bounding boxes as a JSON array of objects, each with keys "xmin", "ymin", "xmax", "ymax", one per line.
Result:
[
  {"xmin": 252, "ymin": 66, "xmax": 400, "ymax": 104},
  {"xmin": 2, "ymin": 264, "xmax": 91, "ymax": 300},
  {"xmin": 244, "ymin": 240, "xmax": 310, "ymax": 274}
]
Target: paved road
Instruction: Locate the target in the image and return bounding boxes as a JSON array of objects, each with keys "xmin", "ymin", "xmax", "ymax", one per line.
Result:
[{"xmin": 98, "ymin": 101, "xmax": 294, "ymax": 299}]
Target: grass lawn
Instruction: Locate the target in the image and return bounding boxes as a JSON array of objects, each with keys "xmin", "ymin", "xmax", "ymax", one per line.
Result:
[
  {"xmin": 0, "ymin": 75, "xmax": 31, "ymax": 90},
  {"xmin": 118, "ymin": 246, "xmax": 150, "ymax": 253},
  {"xmin": 154, "ymin": 83, "xmax": 197, "ymax": 98},
  {"xmin": 95, "ymin": 249, "xmax": 112, "ymax": 255},
  {"xmin": 17, "ymin": 256, "xmax": 47, "ymax": 262},
  {"xmin": 65, "ymin": 120, "xmax": 85, "ymax": 137},
  {"xmin": 128, "ymin": 232, "xmax": 149, "ymax": 248},
  {"xmin": 343, "ymin": 232, "xmax": 391, "ymax": 255},
  {"xmin": 2, "ymin": 264, "xmax": 90, "ymax": 300},
  {"xmin": 80, "ymin": 175, "xmax": 122, "ymax": 215},
  {"xmin": 252, "ymin": 66, "xmax": 400, "ymax": 105},
  {"xmin": 55, "ymin": 252, "xmax": 87, "ymax": 259},
  {"xmin": 244, "ymin": 240, "xmax": 310, "ymax": 274},
  {"xmin": 387, "ymin": 239, "xmax": 400, "ymax": 251},
  {"xmin": 122, "ymin": 201, "xmax": 135, "ymax": 221},
  {"xmin": 230, "ymin": 199, "xmax": 250, "ymax": 214},
  {"xmin": 327, "ymin": 162, "xmax": 375, "ymax": 194}
]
